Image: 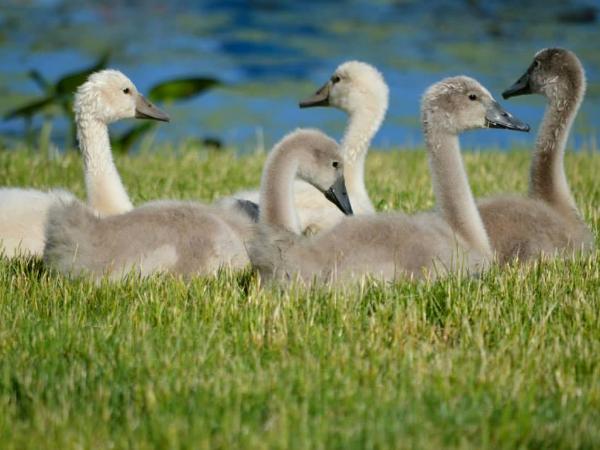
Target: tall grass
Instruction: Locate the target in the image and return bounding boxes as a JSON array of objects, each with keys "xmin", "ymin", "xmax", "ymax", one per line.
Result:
[{"xmin": 0, "ymin": 147, "xmax": 598, "ymax": 449}]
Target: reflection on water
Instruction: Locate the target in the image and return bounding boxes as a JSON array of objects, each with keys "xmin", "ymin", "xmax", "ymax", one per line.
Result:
[{"xmin": 0, "ymin": 0, "xmax": 599, "ymax": 151}]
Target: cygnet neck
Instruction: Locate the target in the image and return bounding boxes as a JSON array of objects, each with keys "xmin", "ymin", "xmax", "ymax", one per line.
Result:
[
  {"xmin": 259, "ymin": 143, "xmax": 303, "ymax": 234},
  {"xmin": 77, "ymin": 115, "xmax": 133, "ymax": 215},
  {"xmin": 530, "ymin": 81, "xmax": 584, "ymax": 222},
  {"xmin": 341, "ymin": 100, "xmax": 386, "ymax": 214},
  {"xmin": 424, "ymin": 124, "xmax": 493, "ymax": 258}
]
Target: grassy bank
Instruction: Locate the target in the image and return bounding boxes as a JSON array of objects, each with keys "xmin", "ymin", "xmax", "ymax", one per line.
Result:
[{"xmin": 0, "ymin": 147, "xmax": 599, "ymax": 449}]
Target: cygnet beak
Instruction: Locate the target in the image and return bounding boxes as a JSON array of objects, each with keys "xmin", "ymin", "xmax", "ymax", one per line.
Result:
[
  {"xmin": 485, "ymin": 101, "xmax": 530, "ymax": 132},
  {"xmin": 299, "ymin": 81, "xmax": 331, "ymax": 108},
  {"xmin": 135, "ymin": 94, "xmax": 170, "ymax": 122},
  {"xmin": 324, "ymin": 175, "xmax": 353, "ymax": 215},
  {"xmin": 502, "ymin": 64, "xmax": 534, "ymax": 99}
]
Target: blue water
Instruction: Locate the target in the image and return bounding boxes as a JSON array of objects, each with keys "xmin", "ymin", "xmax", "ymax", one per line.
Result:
[{"xmin": 1, "ymin": 0, "xmax": 599, "ymax": 152}]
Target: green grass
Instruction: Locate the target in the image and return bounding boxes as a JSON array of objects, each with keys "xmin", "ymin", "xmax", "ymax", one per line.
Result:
[{"xmin": 0, "ymin": 146, "xmax": 599, "ymax": 449}]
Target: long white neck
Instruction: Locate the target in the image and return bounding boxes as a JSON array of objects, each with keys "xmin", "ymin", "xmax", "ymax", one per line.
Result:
[
  {"xmin": 425, "ymin": 128, "xmax": 493, "ymax": 258},
  {"xmin": 259, "ymin": 148, "xmax": 301, "ymax": 234},
  {"xmin": 77, "ymin": 118, "xmax": 133, "ymax": 215},
  {"xmin": 529, "ymin": 84, "xmax": 583, "ymax": 222},
  {"xmin": 341, "ymin": 103, "xmax": 386, "ymax": 214}
]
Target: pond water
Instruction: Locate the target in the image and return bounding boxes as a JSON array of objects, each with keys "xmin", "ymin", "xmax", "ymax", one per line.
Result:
[{"xmin": 1, "ymin": 0, "xmax": 599, "ymax": 152}]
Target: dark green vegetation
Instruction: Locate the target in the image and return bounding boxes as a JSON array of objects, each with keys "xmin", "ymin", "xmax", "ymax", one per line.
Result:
[{"xmin": 1, "ymin": 147, "xmax": 599, "ymax": 449}]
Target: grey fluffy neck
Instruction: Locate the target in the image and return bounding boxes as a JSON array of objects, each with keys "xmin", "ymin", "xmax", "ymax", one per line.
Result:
[
  {"xmin": 529, "ymin": 85, "xmax": 583, "ymax": 222},
  {"xmin": 425, "ymin": 127, "xmax": 492, "ymax": 258},
  {"xmin": 259, "ymin": 146, "xmax": 301, "ymax": 233},
  {"xmin": 77, "ymin": 117, "xmax": 133, "ymax": 215},
  {"xmin": 341, "ymin": 105, "xmax": 385, "ymax": 214}
]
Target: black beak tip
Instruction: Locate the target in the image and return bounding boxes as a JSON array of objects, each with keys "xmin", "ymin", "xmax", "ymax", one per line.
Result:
[
  {"xmin": 299, "ymin": 98, "xmax": 326, "ymax": 109},
  {"xmin": 324, "ymin": 188, "xmax": 353, "ymax": 216},
  {"xmin": 501, "ymin": 88, "xmax": 522, "ymax": 100}
]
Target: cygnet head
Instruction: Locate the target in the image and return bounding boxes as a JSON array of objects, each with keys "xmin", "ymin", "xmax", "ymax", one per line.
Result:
[
  {"xmin": 422, "ymin": 76, "xmax": 530, "ymax": 135},
  {"xmin": 74, "ymin": 69, "xmax": 170, "ymax": 124},
  {"xmin": 272, "ymin": 129, "xmax": 353, "ymax": 215},
  {"xmin": 502, "ymin": 48, "xmax": 585, "ymax": 100},
  {"xmin": 299, "ymin": 61, "xmax": 389, "ymax": 115}
]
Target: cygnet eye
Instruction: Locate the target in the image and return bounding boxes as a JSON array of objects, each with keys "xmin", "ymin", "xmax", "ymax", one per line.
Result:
[
  {"xmin": 331, "ymin": 75, "xmax": 341, "ymax": 84},
  {"xmin": 332, "ymin": 161, "xmax": 339, "ymax": 168},
  {"xmin": 468, "ymin": 94, "xmax": 477, "ymax": 101},
  {"xmin": 534, "ymin": 59, "xmax": 541, "ymax": 69},
  {"xmin": 123, "ymin": 88, "xmax": 131, "ymax": 94}
]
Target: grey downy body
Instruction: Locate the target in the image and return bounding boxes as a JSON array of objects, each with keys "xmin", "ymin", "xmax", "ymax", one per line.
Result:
[{"xmin": 44, "ymin": 200, "xmax": 254, "ymax": 280}]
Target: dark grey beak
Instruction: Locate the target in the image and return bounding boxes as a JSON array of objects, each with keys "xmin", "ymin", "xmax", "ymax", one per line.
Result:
[
  {"xmin": 502, "ymin": 65, "xmax": 534, "ymax": 99},
  {"xmin": 485, "ymin": 101, "xmax": 530, "ymax": 132},
  {"xmin": 135, "ymin": 94, "xmax": 170, "ymax": 122},
  {"xmin": 299, "ymin": 81, "xmax": 331, "ymax": 108},
  {"xmin": 324, "ymin": 175, "xmax": 353, "ymax": 215}
]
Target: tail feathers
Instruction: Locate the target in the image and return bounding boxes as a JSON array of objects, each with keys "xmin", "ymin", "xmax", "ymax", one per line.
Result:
[
  {"xmin": 215, "ymin": 196, "xmax": 260, "ymax": 223},
  {"xmin": 235, "ymin": 199, "xmax": 259, "ymax": 222},
  {"xmin": 247, "ymin": 224, "xmax": 301, "ymax": 282},
  {"xmin": 43, "ymin": 198, "xmax": 99, "ymax": 276}
]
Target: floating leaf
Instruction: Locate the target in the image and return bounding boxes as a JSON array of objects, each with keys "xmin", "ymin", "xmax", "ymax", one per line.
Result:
[
  {"xmin": 148, "ymin": 77, "xmax": 220, "ymax": 103},
  {"xmin": 55, "ymin": 52, "xmax": 109, "ymax": 96},
  {"xmin": 4, "ymin": 96, "xmax": 56, "ymax": 120}
]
